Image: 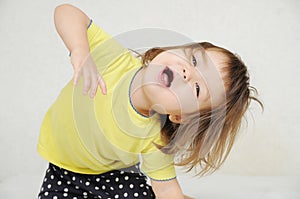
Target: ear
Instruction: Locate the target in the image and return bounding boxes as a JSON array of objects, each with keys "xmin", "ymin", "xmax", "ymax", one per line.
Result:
[
  {"xmin": 169, "ymin": 115, "xmax": 190, "ymax": 124},
  {"xmin": 168, "ymin": 115, "xmax": 181, "ymax": 124}
]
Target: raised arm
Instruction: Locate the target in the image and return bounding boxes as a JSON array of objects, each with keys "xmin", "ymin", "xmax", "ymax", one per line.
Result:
[
  {"xmin": 54, "ymin": 4, "xmax": 90, "ymax": 55},
  {"xmin": 54, "ymin": 4, "xmax": 106, "ymax": 97}
]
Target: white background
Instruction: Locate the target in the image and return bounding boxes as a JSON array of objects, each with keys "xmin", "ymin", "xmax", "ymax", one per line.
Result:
[{"xmin": 0, "ymin": 0, "xmax": 299, "ymax": 198}]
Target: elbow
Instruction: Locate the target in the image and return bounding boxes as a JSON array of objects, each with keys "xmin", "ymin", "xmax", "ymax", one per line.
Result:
[
  {"xmin": 54, "ymin": 4, "xmax": 65, "ymax": 25},
  {"xmin": 55, "ymin": 3, "xmax": 73, "ymax": 13},
  {"xmin": 54, "ymin": 4, "xmax": 71, "ymax": 18},
  {"xmin": 53, "ymin": 4, "xmax": 90, "ymax": 28}
]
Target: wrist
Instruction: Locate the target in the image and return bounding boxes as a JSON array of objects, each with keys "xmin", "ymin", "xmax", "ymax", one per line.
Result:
[
  {"xmin": 70, "ymin": 47, "xmax": 91, "ymax": 70},
  {"xmin": 70, "ymin": 47, "xmax": 89, "ymax": 57}
]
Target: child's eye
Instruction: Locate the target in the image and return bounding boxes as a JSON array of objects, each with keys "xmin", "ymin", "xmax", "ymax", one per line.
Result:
[
  {"xmin": 192, "ymin": 55, "xmax": 197, "ymax": 67},
  {"xmin": 195, "ymin": 83, "xmax": 200, "ymax": 97}
]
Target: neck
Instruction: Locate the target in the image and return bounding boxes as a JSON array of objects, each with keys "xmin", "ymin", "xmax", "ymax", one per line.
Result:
[{"xmin": 129, "ymin": 68, "xmax": 151, "ymax": 117}]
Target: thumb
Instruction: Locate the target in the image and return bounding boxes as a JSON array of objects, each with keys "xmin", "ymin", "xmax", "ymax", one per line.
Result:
[{"xmin": 98, "ymin": 75, "xmax": 107, "ymax": 95}]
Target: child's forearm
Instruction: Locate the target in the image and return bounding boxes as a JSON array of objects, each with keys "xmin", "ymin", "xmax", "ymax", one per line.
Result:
[
  {"xmin": 151, "ymin": 179, "xmax": 185, "ymax": 199},
  {"xmin": 54, "ymin": 4, "xmax": 90, "ymax": 54}
]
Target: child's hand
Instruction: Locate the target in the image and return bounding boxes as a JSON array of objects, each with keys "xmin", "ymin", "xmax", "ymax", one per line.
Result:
[{"xmin": 70, "ymin": 49, "xmax": 107, "ymax": 98}]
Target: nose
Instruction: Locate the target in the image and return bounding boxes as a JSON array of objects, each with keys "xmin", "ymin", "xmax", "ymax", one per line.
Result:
[{"xmin": 182, "ymin": 67, "xmax": 191, "ymax": 81}]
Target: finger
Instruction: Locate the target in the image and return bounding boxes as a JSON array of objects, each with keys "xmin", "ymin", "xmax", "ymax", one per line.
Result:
[
  {"xmin": 89, "ymin": 84, "xmax": 98, "ymax": 98},
  {"xmin": 73, "ymin": 69, "xmax": 80, "ymax": 85},
  {"xmin": 98, "ymin": 76, "xmax": 107, "ymax": 95},
  {"xmin": 89, "ymin": 76, "xmax": 99, "ymax": 98},
  {"xmin": 82, "ymin": 71, "xmax": 91, "ymax": 95}
]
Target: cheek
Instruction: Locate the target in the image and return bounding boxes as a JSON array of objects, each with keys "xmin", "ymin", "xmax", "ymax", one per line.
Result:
[
  {"xmin": 171, "ymin": 72, "xmax": 200, "ymax": 114},
  {"xmin": 142, "ymin": 63, "xmax": 162, "ymax": 85},
  {"xmin": 202, "ymin": 69, "xmax": 227, "ymax": 107},
  {"xmin": 169, "ymin": 82, "xmax": 199, "ymax": 114},
  {"xmin": 144, "ymin": 85, "xmax": 181, "ymax": 111}
]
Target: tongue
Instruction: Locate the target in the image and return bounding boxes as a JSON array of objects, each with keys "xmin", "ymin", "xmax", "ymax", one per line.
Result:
[{"xmin": 162, "ymin": 72, "xmax": 169, "ymax": 87}]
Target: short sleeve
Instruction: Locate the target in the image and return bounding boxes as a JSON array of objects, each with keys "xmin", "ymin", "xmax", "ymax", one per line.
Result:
[
  {"xmin": 141, "ymin": 135, "xmax": 176, "ymax": 181},
  {"xmin": 87, "ymin": 20, "xmax": 129, "ymax": 74},
  {"xmin": 87, "ymin": 20, "xmax": 112, "ymax": 52}
]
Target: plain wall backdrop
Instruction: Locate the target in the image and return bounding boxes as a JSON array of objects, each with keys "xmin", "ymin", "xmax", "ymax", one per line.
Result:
[{"xmin": 0, "ymin": 0, "xmax": 299, "ymax": 185}]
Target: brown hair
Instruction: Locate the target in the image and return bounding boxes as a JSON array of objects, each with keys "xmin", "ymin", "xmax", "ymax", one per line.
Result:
[{"xmin": 140, "ymin": 42, "xmax": 263, "ymax": 176}]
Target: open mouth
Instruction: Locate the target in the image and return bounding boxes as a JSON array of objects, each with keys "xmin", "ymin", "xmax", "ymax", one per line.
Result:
[{"xmin": 160, "ymin": 67, "xmax": 174, "ymax": 87}]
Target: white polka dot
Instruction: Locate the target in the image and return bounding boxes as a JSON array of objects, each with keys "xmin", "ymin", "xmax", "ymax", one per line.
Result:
[
  {"xmin": 41, "ymin": 187, "xmax": 44, "ymax": 191},
  {"xmin": 64, "ymin": 188, "xmax": 68, "ymax": 192},
  {"xmin": 143, "ymin": 192, "xmax": 147, "ymax": 196},
  {"xmin": 110, "ymin": 173, "xmax": 114, "ymax": 176},
  {"xmin": 44, "ymin": 178, "xmax": 47, "ymax": 182},
  {"xmin": 115, "ymin": 177, "xmax": 119, "ymax": 182},
  {"xmin": 83, "ymin": 196, "xmax": 88, "ymax": 199},
  {"xmin": 50, "ymin": 175, "xmax": 54, "ymax": 180},
  {"xmin": 134, "ymin": 193, "xmax": 139, "ymax": 197},
  {"xmin": 119, "ymin": 184, "xmax": 123, "ymax": 189},
  {"xmin": 63, "ymin": 193, "xmax": 68, "ymax": 197},
  {"xmin": 96, "ymin": 178, "xmax": 100, "ymax": 182},
  {"xmin": 47, "ymin": 184, "xmax": 52, "ymax": 189},
  {"xmin": 64, "ymin": 171, "xmax": 68, "ymax": 175},
  {"xmin": 123, "ymin": 192, "xmax": 128, "ymax": 197},
  {"xmin": 95, "ymin": 186, "xmax": 99, "ymax": 190},
  {"xmin": 114, "ymin": 194, "xmax": 119, "ymax": 199},
  {"xmin": 53, "ymin": 196, "xmax": 58, "ymax": 199},
  {"xmin": 57, "ymin": 181, "xmax": 62, "ymax": 185},
  {"xmin": 72, "ymin": 176, "xmax": 76, "ymax": 181},
  {"xmin": 124, "ymin": 176, "xmax": 129, "ymax": 180},
  {"xmin": 47, "ymin": 169, "xmax": 50, "ymax": 173},
  {"xmin": 85, "ymin": 181, "xmax": 90, "ymax": 186},
  {"xmin": 60, "ymin": 175, "xmax": 64, "ymax": 178},
  {"xmin": 44, "ymin": 192, "xmax": 49, "ymax": 196},
  {"xmin": 106, "ymin": 179, "xmax": 110, "ymax": 183},
  {"xmin": 67, "ymin": 181, "xmax": 71, "ymax": 185},
  {"xmin": 83, "ymin": 192, "xmax": 88, "ymax": 196},
  {"xmin": 102, "ymin": 185, "xmax": 106, "ymax": 190},
  {"xmin": 139, "ymin": 184, "xmax": 144, "ymax": 187},
  {"xmin": 129, "ymin": 184, "xmax": 134, "ymax": 189},
  {"xmin": 73, "ymin": 197, "xmax": 77, "ymax": 199},
  {"xmin": 75, "ymin": 186, "xmax": 79, "ymax": 189},
  {"xmin": 110, "ymin": 186, "xmax": 114, "ymax": 190},
  {"xmin": 120, "ymin": 171, "xmax": 124, "ymax": 174}
]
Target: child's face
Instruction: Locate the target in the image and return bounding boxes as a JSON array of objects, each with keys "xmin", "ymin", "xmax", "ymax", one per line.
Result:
[{"xmin": 141, "ymin": 47, "xmax": 226, "ymax": 116}]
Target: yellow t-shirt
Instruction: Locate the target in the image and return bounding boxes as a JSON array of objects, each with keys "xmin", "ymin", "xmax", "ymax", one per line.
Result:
[{"xmin": 37, "ymin": 21, "xmax": 176, "ymax": 181}]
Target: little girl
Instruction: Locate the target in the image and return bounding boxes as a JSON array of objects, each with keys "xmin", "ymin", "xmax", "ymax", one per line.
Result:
[{"xmin": 37, "ymin": 4, "xmax": 262, "ymax": 199}]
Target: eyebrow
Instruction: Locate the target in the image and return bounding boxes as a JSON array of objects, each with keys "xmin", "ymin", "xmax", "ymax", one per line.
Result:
[{"xmin": 183, "ymin": 48, "xmax": 189, "ymax": 57}]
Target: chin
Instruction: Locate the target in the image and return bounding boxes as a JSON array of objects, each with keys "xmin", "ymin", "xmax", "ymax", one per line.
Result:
[{"xmin": 150, "ymin": 104, "xmax": 168, "ymax": 115}]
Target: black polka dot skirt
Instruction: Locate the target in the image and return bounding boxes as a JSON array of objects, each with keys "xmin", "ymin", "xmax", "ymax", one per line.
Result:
[{"xmin": 38, "ymin": 163, "xmax": 155, "ymax": 199}]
